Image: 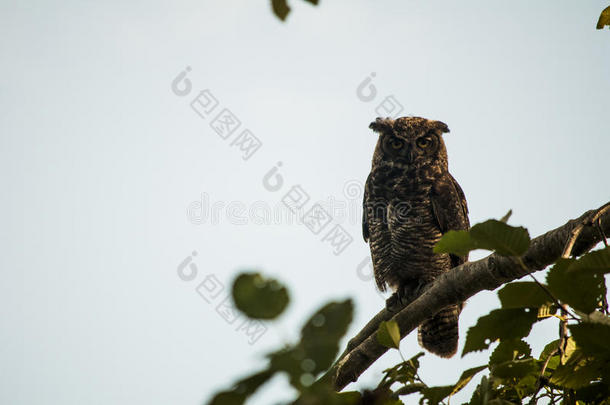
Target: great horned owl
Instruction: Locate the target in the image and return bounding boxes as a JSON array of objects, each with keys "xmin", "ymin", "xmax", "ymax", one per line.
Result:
[{"xmin": 362, "ymin": 116, "xmax": 469, "ymax": 358}]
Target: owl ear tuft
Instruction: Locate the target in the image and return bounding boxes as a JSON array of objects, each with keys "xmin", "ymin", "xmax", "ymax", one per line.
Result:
[
  {"xmin": 369, "ymin": 117, "xmax": 394, "ymax": 134},
  {"xmin": 434, "ymin": 121, "xmax": 450, "ymax": 134}
]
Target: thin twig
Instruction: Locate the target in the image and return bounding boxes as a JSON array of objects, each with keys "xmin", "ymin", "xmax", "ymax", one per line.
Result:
[
  {"xmin": 528, "ymin": 348, "xmax": 557, "ymax": 405},
  {"xmin": 516, "ymin": 257, "xmax": 576, "ymax": 319}
]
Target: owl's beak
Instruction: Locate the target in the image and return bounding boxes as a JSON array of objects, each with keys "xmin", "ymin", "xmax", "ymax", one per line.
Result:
[{"xmin": 406, "ymin": 146, "xmax": 416, "ymax": 164}]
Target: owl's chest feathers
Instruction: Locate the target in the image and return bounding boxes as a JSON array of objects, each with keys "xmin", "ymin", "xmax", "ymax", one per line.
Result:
[
  {"xmin": 369, "ymin": 164, "xmax": 439, "ymax": 203},
  {"xmin": 368, "ymin": 165, "xmax": 447, "ymax": 279}
]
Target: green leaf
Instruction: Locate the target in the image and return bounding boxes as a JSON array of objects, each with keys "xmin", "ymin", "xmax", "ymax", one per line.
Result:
[
  {"xmin": 597, "ymin": 6, "xmax": 610, "ymax": 29},
  {"xmin": 395, "ymin": 383, "xmax": 426, "ymax": 396},
  {"xmin": 433, "ymin": 230, "xmax": 478, "ymax": 256},
  {"xmin": 568, "ymin": 246, "xmax": 610, "ymax": 274},
  {"xmin": 489, "ymin": 339, "xmax": 531, "ymax": 365},
  {"xmin": 379, "ymin": 352, "xmax": 424, "ymax": 387},
  {"xmin": 268, "ymin": 346, "xmax": 306, "ymax": 389},
  {"xmin": 491, "ymin": 358, "xmax": 538, "ymax": 379},
  {"xmin": 271, "ymin": 0, "xmax": 290, "ymax": 21},
  {"xmin": 468, "ymin": 376, "xmax": 495, "ymax": 405},
  {"xmin": 451, "ymin": 365, "xmax": 488, "ymax": 396},
  {"xmin": 207, "ymin": 369, "xmax": 274, "ymax": 405},
  {"xmin": 547, "ymin": 258, "xmax": 606, "ymax": 313},
  {"xmin": 434, "ymin": 217, "xmax": 530, "ymax": 257},
  {"xmin": 269, "ymin": 300, "xmax": 353, "ymax": 390},
  {"xmin": 569, "ymin": 321, "xmax": 610, "ymax": 359},
  {"xmin": 418, "ymin": 367, "xmax": 487, "ymax": 403},
  {"xmin": 295, "ymin": 382, "xmax": 363, "ymax": 405},
  {"xmin": 497, "ymin": 282, "xmax": 553, "ymax": 309},
  {"xmin": 538, "ymin": 339, "xmax": 561, "ymax": 361},
  {"xmin": 469, "ymin": 219, "xmax": 530, "ymax": 256},
  {"xmin": 550, "ymin": 349, "xmax": 605, "ymax": 389},
  {"xmin": 421, "ymin": 385, "xmax": 453, "ymax": 404},
  {"xmin": 575, "ymin": 382, "xmax": 610, "ymax": 403},
  {"xmin": 513, "ymin": 373, "xmax": 538, "ymax": 399},
  {"xmin": 462, "ymin": 309, "xmax": 538, "ymax": 356},
  {"xmin": 377, "ymin": 320, "xmax": 401, "ymax": 349},
  {"xmin": 300, "ymin": 299, "xmax": 354, "ymax": 373},
  {"xmin": 232, "ymin": 272, "xmax": 289, "ymax": 319}
]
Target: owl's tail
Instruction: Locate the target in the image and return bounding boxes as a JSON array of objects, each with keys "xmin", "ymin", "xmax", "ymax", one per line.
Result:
[{"xmin": 417, "ymin": 304, "xmax": 461, "ymax": 358}]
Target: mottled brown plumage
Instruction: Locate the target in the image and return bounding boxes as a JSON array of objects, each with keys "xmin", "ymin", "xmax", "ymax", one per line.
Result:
[{"xmin": 362, "ymin": 116, "xmax": 469, "ymax": 358}]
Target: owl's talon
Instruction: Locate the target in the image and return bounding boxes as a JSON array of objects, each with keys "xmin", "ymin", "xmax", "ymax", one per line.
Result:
[{"xmin": 385, "ymin": 293, "xmax": 400, "ymax": 313}]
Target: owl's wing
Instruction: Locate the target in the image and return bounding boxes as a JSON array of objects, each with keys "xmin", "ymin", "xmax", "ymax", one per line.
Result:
[
  {"xmin": 430, "ymin": 173, "xmax": 470, "ymax": 266},
  {"xmin": 362, "ymin": 173, "xmax": 371, "ymax": 242},
  {"xmin": 363, "ymin": 173, "xmax": 391, "ymax": 291}
]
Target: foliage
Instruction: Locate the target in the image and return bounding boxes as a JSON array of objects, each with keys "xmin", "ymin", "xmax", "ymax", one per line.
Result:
[
  {"xmin": 271, "ymin": 0, "xmax": 319, "ymax": 22},
  {"xmin": 268, "ymin": 1, "xmax": 610, "ymax": 31},
  {"xmin": 598, "ymin": 6, "xmax": 610, "ymax": 29},
  {"xmin": 207, "ymin": 214, "xmax": 610, "ymax": 404}
]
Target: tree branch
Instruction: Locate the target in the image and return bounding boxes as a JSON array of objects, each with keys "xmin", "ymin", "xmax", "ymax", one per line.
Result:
[{"xmin": 330, "ymin": 202, "xmax": 610, "ymax": 391}]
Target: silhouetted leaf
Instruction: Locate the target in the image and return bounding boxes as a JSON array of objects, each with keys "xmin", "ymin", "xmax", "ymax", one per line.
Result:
[
  {"xmin": 433, "ymin": 230, "xmax": 477, "ymax": 256},
  {"xmin": 295, "ymin": 383, "xmax": 363, "ymax": 405},
  {"xmin": 379, "ymin": 352, "xmax": 424, "ymax": 387},
  {"xmin": 550, "ymin": 349, "xmax": 605, "ymax": 389},
  {"xmin": 232, "ymin": 272, "xmax": 289, "ymax": 319},
  {"xmin": 451, "ymin": 365, "xmax": 488, "ymax": 396},
  {"xmin": 497, "ymin": 282, "xmax": 553, "ymax": 309},
  {"xmin": 575, "ymin": 382, "xmax": 610, "ymax": 403},
  {"xmin": 491, "ymin": 359, "xmax": 538, "ymax": 379},
  {"xmin": 469, "ymin": 220, "xmax": 530, "ymax": 256},
  {"xmin": 268, "ymin": 299, "xmax": 353, "ymax": 390},
  {"xmin": 271, "ymin": 0, "xmax": 290, "ymax": 21},
  {"xmin": 434, "ymin": 217, "xmax": 530, "ymax": 257},
  {"xmin": 547, "ymin": 258, "xmax": 606, "ymax": 313},
  {"xmin": 597, "ymin": 6, "xmax": 610, "ymax": 29},
  {"xmin": 300, "ymin": 299, "xmax": 354, "ymax": 373},
  {"xmin": 513, "ymin": 373, "xmax": 538, "ymax": 399},
  {"xmin": 538, "ymin": 339, "xmax": 561, "ymax": 361},
  {"xmin": 568, "ymin": 246, "xmax": 610, "ymax": 274},
  {"xmin": 271, "ymin": 0, "xmax": 319, "ymax": 22},
  {"xmin": 468, "ymin": 376, "xmax": 500, "ymax": 405},
  {"xmin": 418, "ymin": 367, "xmax": 486, "ymax": 403},
  {"xmin": 207, "ymin": 369, "xmax": 274, "ymax": 405},
  {"xmin": 377, "ymin": 320, "xmax": 401, "ymax": 349},
  {"xmin": 268, "ymin": 346, "xmax": 306, "ymax": 389},
  {"xmin": 421, "ymin": 385, "xmax": 453, "ymax": 404},
  {"xmin": 489, "ymin": 339, "xmax": 531, "ymax": 365},
  {"xmin": 569, "ymin": 321, "xmax": 610, "ymax": 359},
  {"xmin": 462, "ymin": 309, "xmax": 538, "ymax": 356}
]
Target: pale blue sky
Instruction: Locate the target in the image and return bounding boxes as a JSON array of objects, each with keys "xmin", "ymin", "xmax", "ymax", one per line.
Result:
[{"xmin": 1, "ymin": 1, "xmax": 609, "ymax": 404}]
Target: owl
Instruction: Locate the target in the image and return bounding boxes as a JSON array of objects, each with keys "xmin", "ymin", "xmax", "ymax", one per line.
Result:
[{"xmin": 362, "ymin": 116, "xmax": 469, "ymax": 358}]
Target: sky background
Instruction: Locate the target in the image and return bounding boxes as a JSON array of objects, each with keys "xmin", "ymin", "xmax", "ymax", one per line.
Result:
[{"xmin": 1, "ymin": 0, "xmax": 609, "ymax": 404}]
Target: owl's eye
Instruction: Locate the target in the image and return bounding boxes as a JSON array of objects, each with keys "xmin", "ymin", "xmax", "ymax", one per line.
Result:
[
  {"xmin": 390, "ymin": 139, "xmax": 404, "ymax": 150},
  {"xmin": 416, "ymin": 137, "xmax": 432, "ymax": 148}
]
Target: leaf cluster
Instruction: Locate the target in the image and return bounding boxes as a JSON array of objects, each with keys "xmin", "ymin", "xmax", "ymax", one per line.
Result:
[{"xmin": 207, "ymin": 213, "xmax": 610, "ymax": 404}]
